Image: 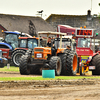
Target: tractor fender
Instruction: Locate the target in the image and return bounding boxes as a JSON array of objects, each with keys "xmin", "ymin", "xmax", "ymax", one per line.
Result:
[
  {"xmin": 12, "ymin": 48, "xmax": 27, "ymax": 54},
  {"xmin": 92, "ymin": 53, "xmax": 99, "ymax": 60},
  {"xmin": 89, "ymin": 53, "xmax": 99, "ymax": 65},
  {"xmin": 0, "ymin": 42, "xmax": 13, "ymax": 50}
]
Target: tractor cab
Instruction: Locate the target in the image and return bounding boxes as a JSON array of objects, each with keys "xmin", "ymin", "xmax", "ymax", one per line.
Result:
[
  {"xmin": 18, "ymin": 37, "xmax": 38, "ymax": 50},
  {"xmin": 11, "ymin": 37, "xmax": 39, "ymax": 67},
  {"xmin": 54, "ymin": 35, "xmax": 76, "ymax": 51},
  {"xmin": 2, "ymin": 31, "xmax": 31, "ymax": 49}
]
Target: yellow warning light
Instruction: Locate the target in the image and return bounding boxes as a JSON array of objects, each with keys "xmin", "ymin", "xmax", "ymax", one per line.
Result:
[
  {"xmin": 36, "ymin": 38, "xmax": 39, "ymax": 39},
  {"xmin": 84, "ymin": 26, "xmax": 86, "ymax": 28},
  {"xmin": 80, "ymin": 27, "xmax": 82, "ymax": 29},
  {"xmin": 2, "ymin": 30, "xmax": 4, "ymax": 32},
  {"xmin": 14, "ymin": 48, "xmax": 17, "ymax": 50},
  {"xmin": 33, "ymin": 36, "xmax": 35, "ymax": 38}
]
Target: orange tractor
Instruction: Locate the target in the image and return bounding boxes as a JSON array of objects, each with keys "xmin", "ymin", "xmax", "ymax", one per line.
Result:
[{"xmin": 19, "ymin": 31, "xmax": 78, "ymax": 75}]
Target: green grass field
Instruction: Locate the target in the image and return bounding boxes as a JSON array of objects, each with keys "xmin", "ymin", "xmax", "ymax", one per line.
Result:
[
  {"xmin": 0, "ymin": 66, "xmax": 19, "ymax": 72},
  {"xmin": 0, "ymin": 66, "xmax": 100, "ymax": 81}
]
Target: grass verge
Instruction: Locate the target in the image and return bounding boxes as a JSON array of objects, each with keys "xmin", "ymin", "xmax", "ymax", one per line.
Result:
[
  {"xmin": 0, "ymin": 76, "xmax": 100, "ymax": 81},
  {"xmin": 0, "ymin": 66, "xmax": 19, "ymax": 72},
  {"xmin": 0, "ymin": 66, "xmax": 100, "ymax": 81}
]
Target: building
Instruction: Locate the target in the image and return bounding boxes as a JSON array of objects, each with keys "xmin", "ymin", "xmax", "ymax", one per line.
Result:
[
  {"xmin": 46, "ymin": 14, "xmax": 100, "ymax": 35},
  {"xmin": 0, "ymin": 14, "xmax": 55, "ymax": 37}
]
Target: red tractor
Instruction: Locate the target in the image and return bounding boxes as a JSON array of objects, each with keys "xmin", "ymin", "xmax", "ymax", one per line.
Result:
[
  {"xmin": 11, "ymin": 37, "xmax": 38, "ymax": 67},
  {"xmin": 57, "ymin": 25, "xmax": 99, "ymax": 75},
  {"xmin": 0, "ymin": 31, "xmax": 32, "ymax": 65}
]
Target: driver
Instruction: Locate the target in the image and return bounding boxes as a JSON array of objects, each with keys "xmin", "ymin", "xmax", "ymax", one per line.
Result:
[
  {"xmin": 66, "ymin": 45, "xmax": 71, "ymax": 50},
  {"xmin": 47, "ymin": 37, "xmax": 54, "ymax": 47},
  {"xmin": 47, "ymin": 37, "xmax": 55, "ymax": 56}
]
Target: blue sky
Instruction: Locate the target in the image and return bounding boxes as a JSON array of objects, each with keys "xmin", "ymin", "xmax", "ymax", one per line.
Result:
[{"xmin": 0, "ymin": 0, "xmax": 100, "ymax": 19}]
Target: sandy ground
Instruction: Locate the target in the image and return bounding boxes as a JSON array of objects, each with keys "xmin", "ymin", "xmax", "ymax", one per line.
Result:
[{"xmin": 0, "ymin": 72, "xmax": 100, "ymax": 100}]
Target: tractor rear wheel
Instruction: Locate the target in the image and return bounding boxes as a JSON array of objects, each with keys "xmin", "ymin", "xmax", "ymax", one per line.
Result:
[
  {"xmin": 91, "ymin": 55, "xmax": 100, "ymax": 75},
  {"xmin": 65, "ymin": 52, "xmax": 78, "ymax": 76},
  {"xmin": 49, "ymin": 56, "xmax": 62, "ymax": 76},
  {"xmin": 19, "ymin": 55, "xmax": 31, "ymax": 75},
  {"xmin": 11, "ymin": 50, "xmax": 26, "ymax": 67}
]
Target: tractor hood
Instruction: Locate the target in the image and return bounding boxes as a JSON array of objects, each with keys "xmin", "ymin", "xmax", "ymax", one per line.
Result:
[
  {"xmin": 34, "ymin": 47, "xmax": 51, "ymax": 60},
  {"xmin": 34, "ymin": 47, "xmax": 51, "ymax": 54}
]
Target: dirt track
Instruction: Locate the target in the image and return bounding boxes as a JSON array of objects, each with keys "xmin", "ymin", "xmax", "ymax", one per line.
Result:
[{"xmin": 0, "ymin": 72, "xmax": 100, "ymax": 100}]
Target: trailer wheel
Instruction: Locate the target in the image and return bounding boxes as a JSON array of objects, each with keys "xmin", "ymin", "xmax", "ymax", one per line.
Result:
[
  {"xmin": 91, "ymin": 55, "xmax": 100, "ymax": 75},
  {"xmin": 49, "ymin": 56, "xmax": 62, "ymax": 76},
  {"xmin": 11, "ymin": 50, "xmax": 26, "ymax": 67},
  {"xmin": 19, "ymin": 55, "xmax": 31, "ymax": 75},
  {"xmin": 65, "ymin": 52, "xmax": 78, "ymax": 76},
  {"xmin": 80, "ymin": 63, "xmax": 85, "ymax": 75}
]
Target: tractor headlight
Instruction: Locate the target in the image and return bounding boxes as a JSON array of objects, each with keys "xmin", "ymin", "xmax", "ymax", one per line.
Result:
[{"xmin": 36, "ymin": 53, "xmax": 42, "ymax": 58}]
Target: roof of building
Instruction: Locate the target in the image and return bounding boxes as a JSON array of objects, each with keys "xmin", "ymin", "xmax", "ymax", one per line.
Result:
[
  {"xmin": 0, "ymin": 14, "xmax": 55, "ymax": 34},
  {"xmin": 46, "ymin": 14, "xmax": 87, "ymax": 21}
]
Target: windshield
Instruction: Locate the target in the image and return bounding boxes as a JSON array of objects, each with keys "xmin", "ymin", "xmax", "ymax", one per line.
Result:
[
  {"xmin": 20, "ymin": 39, "xmax": 27, "ymax": 48},
  {"xmin": 77, "ymin": 38, "xmax": 91, "ymax": 48},
  {"xmin": 5, "ymin": 34, "xmax": 18, "ymax": 49},
  {"xmin": 28, "ymin": 39, "xmax": 38, "ymax": 49},
  {"xmin": 54, "ymin": 38, "xmax": 71, "ymax": 48}
]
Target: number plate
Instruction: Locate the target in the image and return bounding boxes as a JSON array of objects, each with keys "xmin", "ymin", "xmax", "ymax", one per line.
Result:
[
  {"xmin": 36, "ymin": 53, "xmax": 42, "ymax": 58},
  {"xmin": 89, "ymin": 66, "xmax": 95, "ymax": 70}
]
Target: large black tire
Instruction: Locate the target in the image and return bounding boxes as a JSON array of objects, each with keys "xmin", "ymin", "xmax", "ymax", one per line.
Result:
[
  {"xmin": 49, "ymin": 56, "xmax": 62, "ymax": 76},
  {"xmin": 65, "ymin": 52, "xmax": 78, "ymax": 76},
  {"xmin": 91, "ymin": 55, "xmax": 100, "ymax": 75},
  {"xmin": 59, "ymin": 54, "xmax": 67, "ymax": 75},
  {"xmin": 11, "ymin": 50, "xmax": 26, "ymax": 67},
  {"xmin": 19, "ymin": 55, "xmax": 31, "ymax": 75}
]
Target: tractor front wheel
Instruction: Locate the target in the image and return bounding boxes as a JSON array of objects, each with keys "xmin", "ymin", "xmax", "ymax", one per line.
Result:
[
  {"xmin": 19, "ymin": 55, "xmax": 31, "ymax": 75},
  {"xmin": 49, "ymin": 56, "xmax": 62, "ymax": 76},
  {"xmin": 65, "ymin": 52, "xmax": 78, "ymax": 76},
  {"xmin": 11, "ymin": 50, "xmax": 26, "ymax": 67}
]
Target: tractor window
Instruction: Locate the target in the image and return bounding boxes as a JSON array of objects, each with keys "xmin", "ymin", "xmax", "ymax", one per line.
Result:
[
  {"xmin": 20, "ymin": 39, "xmax": 27, "ymax": 48},
  {"xmin": 77, "ymin": 38, "xmax": 91, "ymax": 48},
  {"xmin": 28, "ymin": 39, "xmax": 38, "ymax": 49},
  {"xmin": 55, "ymin": 39, "xmax": 71, "ymax": 49},
  {"xmin": 5, "ymin": 34, "xmax": 18, "ymax": 49}
]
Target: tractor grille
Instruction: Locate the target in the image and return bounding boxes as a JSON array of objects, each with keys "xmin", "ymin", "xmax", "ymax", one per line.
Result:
[{"xmin": 35, "ymin": 49, "xmax": 43, "ymax": 52}]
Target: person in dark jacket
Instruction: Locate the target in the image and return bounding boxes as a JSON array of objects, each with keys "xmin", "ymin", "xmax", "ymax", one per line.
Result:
[{"xmin": 47, "ymin": 37, "xmax": 55, "ymax": 55}]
